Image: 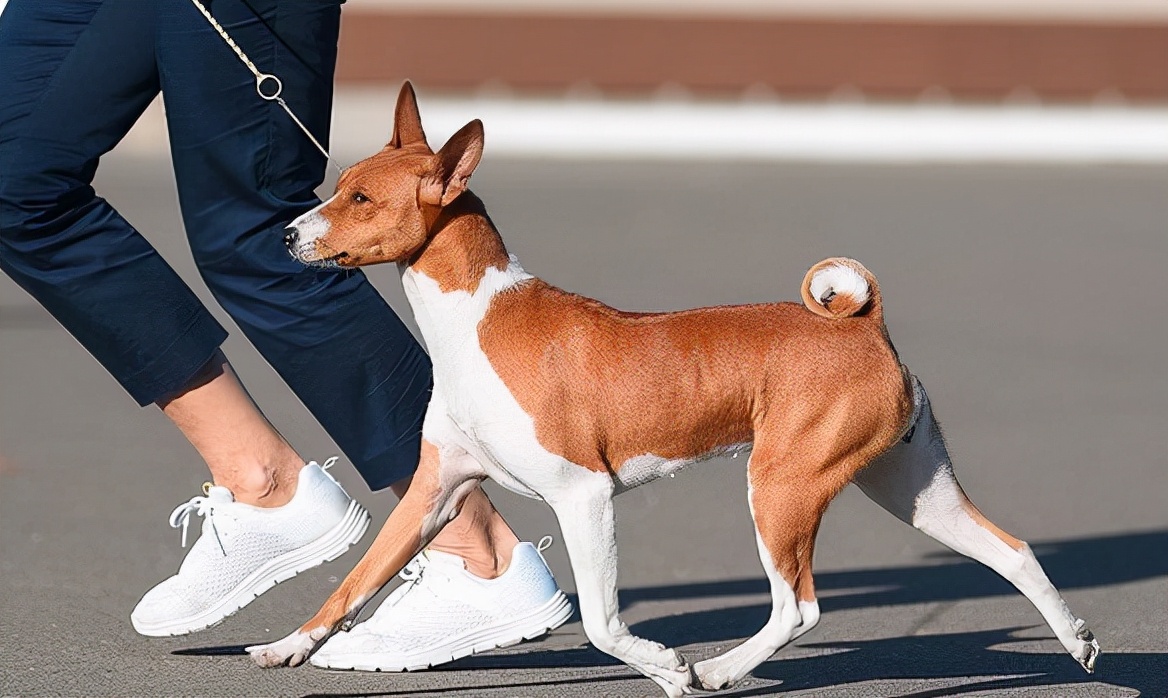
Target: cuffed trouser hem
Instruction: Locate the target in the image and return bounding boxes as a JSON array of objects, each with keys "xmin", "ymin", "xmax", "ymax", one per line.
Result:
[
  {"xmin": 357, "ymin": 427, "xmax": 427, "ymax": 492},
  {"xmin": 121, "ymin": 310, "xmax": 229, "ymax": 406}
]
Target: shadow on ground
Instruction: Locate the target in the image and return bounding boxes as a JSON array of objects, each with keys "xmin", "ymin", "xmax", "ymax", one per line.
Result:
[
  {"xmin": 298, "ymin": 631, "xmax": 1167, "ymax": 698},
  {"xmin": 179, "ymin": 528, "xmax": 1168, "ymax": 696},
  {"xmin": 616, "ymin": 528, "xmax": 1168, "ymax": 650},
  {"xmin": 623, "ymin": 527, "xmax": 1168, "ymax": 616}
]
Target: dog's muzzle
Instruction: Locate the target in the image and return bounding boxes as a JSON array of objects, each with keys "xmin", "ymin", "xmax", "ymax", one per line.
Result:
[{"xmin": 283, "ymin": 227, "xmax": 299, "ymax": 250}]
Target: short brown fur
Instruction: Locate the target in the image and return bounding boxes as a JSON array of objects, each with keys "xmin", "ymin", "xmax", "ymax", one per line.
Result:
[
  {"xmin": 409, "ymin": 193, "xmax": 509, "ymax": 294},
  {"xmin": 479, "ymin": 278, "xmax": 910, "ymax": 478}
]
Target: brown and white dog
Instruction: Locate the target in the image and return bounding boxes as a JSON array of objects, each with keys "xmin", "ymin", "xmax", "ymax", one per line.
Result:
[{"xmin": 248, "ymin": 82, "xmax": 1100, "ymax": 696}]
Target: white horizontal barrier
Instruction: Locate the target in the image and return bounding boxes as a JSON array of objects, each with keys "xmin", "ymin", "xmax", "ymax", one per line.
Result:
[
  {"xmin": 112, "ymin": 90, "xmax": 1168, "ymax": 164},
  {"xmin": 333, "ymin": 92, "xmax": 1168, "ymax": 164}
]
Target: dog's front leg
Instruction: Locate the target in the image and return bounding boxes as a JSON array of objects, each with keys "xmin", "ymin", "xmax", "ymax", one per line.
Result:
[
  {"xmin": 248, "ymin": 439, "xmax": 482, "ymax": 668},
  {"xmin": 551, "ymin": 471, "xmax": 695, "ymax": 697}
]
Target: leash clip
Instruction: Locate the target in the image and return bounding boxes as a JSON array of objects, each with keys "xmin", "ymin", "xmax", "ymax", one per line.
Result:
[
  {"xmin": 255, "ymin": 73, "xmax": 283, "ymax": 101},
  {"xmin": 190, "ymin": 0, "xmax": 342, "ymax": 174}
]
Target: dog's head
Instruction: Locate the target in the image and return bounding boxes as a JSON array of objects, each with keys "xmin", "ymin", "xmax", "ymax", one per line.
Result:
[{"xmin": 285, "ymin": 81, "xmax": 483, "ymax": 268}]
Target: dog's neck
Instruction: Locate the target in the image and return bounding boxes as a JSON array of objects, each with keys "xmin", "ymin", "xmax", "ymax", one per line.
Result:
[
  {"xmin": 409, "ymin": 192, "xmax": 511, "ymax": 295},
  {"xmin": 400, "ymin": 191, "xmax": 533, "ymax": 362}
]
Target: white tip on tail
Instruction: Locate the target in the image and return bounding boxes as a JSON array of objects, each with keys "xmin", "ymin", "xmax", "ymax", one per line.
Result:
[{"xmin": 809, "ymin": 264, "xmax": 869, "ymax": 308}]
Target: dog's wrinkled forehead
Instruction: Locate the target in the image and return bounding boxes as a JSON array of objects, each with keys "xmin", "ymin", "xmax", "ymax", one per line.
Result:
[{"xmin": 334, "ymin": 145, "xmax": 434, "ymax": 199}]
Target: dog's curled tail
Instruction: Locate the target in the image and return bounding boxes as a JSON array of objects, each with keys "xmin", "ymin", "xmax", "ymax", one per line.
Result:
[{"xmin": 800, "ymin": 257, "xmax": 882, "ymax": 321}]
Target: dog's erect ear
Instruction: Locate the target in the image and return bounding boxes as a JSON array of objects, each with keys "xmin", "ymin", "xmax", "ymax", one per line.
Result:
[
  {"xmin": 389, "ymin": 81, "xmax": 427, "ymax": 148},
  {"xmin": 419, "ymin": 120, "xmax": 484, "ymax": 207}
]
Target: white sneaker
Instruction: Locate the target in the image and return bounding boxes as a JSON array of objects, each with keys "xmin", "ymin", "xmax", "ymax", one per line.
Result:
[
  {"xmin": 131, "ymin": 458, "xmax": 370, "ymax": 637},
  {"xmin": 310, "ymin": 538, "xmax": 573, "ymax": 671}
]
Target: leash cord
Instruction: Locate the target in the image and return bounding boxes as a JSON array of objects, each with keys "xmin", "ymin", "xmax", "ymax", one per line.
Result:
[{"xmin": 187, "ymin": 0, "xmax": 343, "ymax": 174}]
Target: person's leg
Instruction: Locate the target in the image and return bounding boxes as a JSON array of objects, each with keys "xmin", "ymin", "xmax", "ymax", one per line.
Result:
[
  {"xmin": 0, "ymin": 0, "xmax": 225, "ymax": 408},
  {"xmin": 0, "ymin": 0, "xmax": 310, "ymax": 509},
  {"xmin": 158, "ymin": 349, "xmax": 303, "ymax": 506},
  {"xmin": 156, "ymin": 0, "xmax": 431, "ymax": 492},
  {"xmin": 0, "ymin": 0, "xmax": 371, "ymax": 638},
  {"xmin": 155, "ymin": 0, "xmax": 524, "ymax": 572}
]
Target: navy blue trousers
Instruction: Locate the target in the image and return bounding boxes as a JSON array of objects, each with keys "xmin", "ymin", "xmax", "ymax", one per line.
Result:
[{"xmin": 0, "ymin": 0, "xmax": 431, "ymax": 490}]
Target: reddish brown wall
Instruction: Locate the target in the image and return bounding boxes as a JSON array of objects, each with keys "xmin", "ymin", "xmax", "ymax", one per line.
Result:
[{"xmin": 336, "ymin": 12, "xmax": 1168, "ymax": 101}]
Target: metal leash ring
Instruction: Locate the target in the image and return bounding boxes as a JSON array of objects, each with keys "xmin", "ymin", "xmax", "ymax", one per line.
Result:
[
  {"xmin": 255, "ymin": 73, "xmax": 283, "ymax": 101},
  {"xmin": 191, "ymin": 0, "xmax": 342, "ymax": 173}
]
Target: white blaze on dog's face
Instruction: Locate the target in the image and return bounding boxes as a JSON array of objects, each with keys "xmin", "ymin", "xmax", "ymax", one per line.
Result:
[{"xmin": 285, "ymin": 81, "xmax": 483, "ymax": 269}]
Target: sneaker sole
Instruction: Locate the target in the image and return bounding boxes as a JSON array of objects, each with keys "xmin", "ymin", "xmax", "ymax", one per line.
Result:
[
  {"xmin": 310, "ymin": 590, "xmax": 574, "ymax": 671},
  {"xmin": 132, "ymin": 499, "xmax": 370, "ymax": 637}
]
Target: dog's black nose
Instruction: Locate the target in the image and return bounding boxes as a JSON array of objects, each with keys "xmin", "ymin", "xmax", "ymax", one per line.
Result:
[{"xmin": 283, "ymin": 229, "xmax": 298, "ymax": 249}]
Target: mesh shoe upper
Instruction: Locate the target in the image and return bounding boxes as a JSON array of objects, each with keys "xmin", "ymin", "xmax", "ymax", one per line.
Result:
[
  {"xmin": 132, "ymin": 461, "xmax": 353, "ymax": 627},
  {"xmin": 314, "ymin": 540, "xmax": 563, "ymax": 661}
]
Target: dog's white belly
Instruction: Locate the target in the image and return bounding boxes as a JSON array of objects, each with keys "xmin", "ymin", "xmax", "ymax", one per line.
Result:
[{"xmin": 616, "ymin": 442, "xmax": 753, "ymax": 492}]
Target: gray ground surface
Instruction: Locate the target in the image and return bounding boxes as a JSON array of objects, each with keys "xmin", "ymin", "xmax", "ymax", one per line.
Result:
[{"xmin": 2, "ymin": 155, "xmax": 1166, "ymax": 697}]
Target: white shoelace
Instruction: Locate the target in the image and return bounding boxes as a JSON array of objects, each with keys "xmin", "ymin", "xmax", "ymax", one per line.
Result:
[
  {"xmin": 363, "ymin": 535, "xmax": 559, "ymax": 624},
  {"xmin": 398, "ymin": 554, "xmax": 428, "ymax": 583},
  {"xmin": 165, "ymin": 458, "xmax": 340, "ymax": 556},
  {"xmin": 374, "ymin": 553, "xmax": 437, "ymax": 616},
  {"xmin": 168, "ymin": 483, "xmax": 228, "ymax": 555},
  {"xmin": 397, "ymin": 535, "xmax": 555, "ymax": 585}
]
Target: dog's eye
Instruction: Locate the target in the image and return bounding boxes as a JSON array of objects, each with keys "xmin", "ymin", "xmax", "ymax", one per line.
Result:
[{"xmin": 352, "ymin": 192, "xmax": 370, "ymax": 204}]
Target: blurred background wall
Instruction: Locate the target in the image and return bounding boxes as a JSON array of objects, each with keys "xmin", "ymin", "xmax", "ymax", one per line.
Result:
[
  {"xmin": 336, "ymin": 0, "xmax": 1168, "ymax": 103},
  {"xmin": 85, "ymin": 0, "xmax": 1167, "ymax": 162}
]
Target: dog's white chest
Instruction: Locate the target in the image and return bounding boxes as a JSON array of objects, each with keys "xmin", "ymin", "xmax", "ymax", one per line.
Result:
[
  {"xmin": 401, "ymin": 262, "xmax": 578, "ymax": 498},
  {"xmin": 400, "ymin": 261, "xmax": 526, "ymax": 424}
]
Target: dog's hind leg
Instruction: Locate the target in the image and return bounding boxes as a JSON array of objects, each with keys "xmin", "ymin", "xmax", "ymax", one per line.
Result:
[
  {"xmin": 692, "ymin": 444, "xmax": 843, "ymax": 692},
  {"xmin": 853, "ymin": 378, "xmax": 1100, "ymax": 672},
  {"xmin": 549, "ymin": 469, "xmax": 695, "ymax": 698}
]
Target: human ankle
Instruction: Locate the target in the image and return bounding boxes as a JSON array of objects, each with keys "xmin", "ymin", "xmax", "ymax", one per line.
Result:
[
  {"xmin": 218, "ymin": 453, "xmax": 304, "ymax": 508},
  {"xmin": 159, "ymin": 352, "xmax": 310, "ymax": 507}
]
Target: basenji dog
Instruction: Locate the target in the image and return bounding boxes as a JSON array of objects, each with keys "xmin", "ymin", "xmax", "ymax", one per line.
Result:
[{"xmin": 248, "ymin": 82, "xmax": 1100, "ymax": 696}]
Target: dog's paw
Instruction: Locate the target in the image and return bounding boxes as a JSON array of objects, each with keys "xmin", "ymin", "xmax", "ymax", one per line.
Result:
[
  {"xmin": 693, "ymin": 657, "xmax": 736, "ymax": 692},
  {"xmin": 247, "ymin": 627, "xmax": 330, "ymax": 668},
  {"xmin": 1071, "ymin": 619, "xmax": 1101, "ymax": 673},
  {"xmin": 637, "ymin": 650, "xmax": 697, "ymax": 697},
  {"xmin": 644, "ymin": 661, "xmax": 696, "ymax": 697}
]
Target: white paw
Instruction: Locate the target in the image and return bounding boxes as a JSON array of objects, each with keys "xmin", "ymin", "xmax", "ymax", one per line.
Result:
[
  {"xmin": 693, "ymin": 657, "xmax": 734, "ymax": 692},
  {"xmin": 1072, "ymin": 619, "xmax": 1101, "ymax": 673},
  {"xmin": 637, "ymin": 650, "xmax": 696, "ymax": 697},
  {"xmin": 645, "ymin": 662, "xmax": 695, "ymax": 698},
  {"xmin": 246, "ymin": 627, "xmax": 329, "ymax": 668}
]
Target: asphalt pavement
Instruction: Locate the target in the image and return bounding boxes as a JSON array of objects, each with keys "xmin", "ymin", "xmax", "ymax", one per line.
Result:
[{"xmin": 2, "ymin": 153, "xmax": 1166, "ymax": 697}]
